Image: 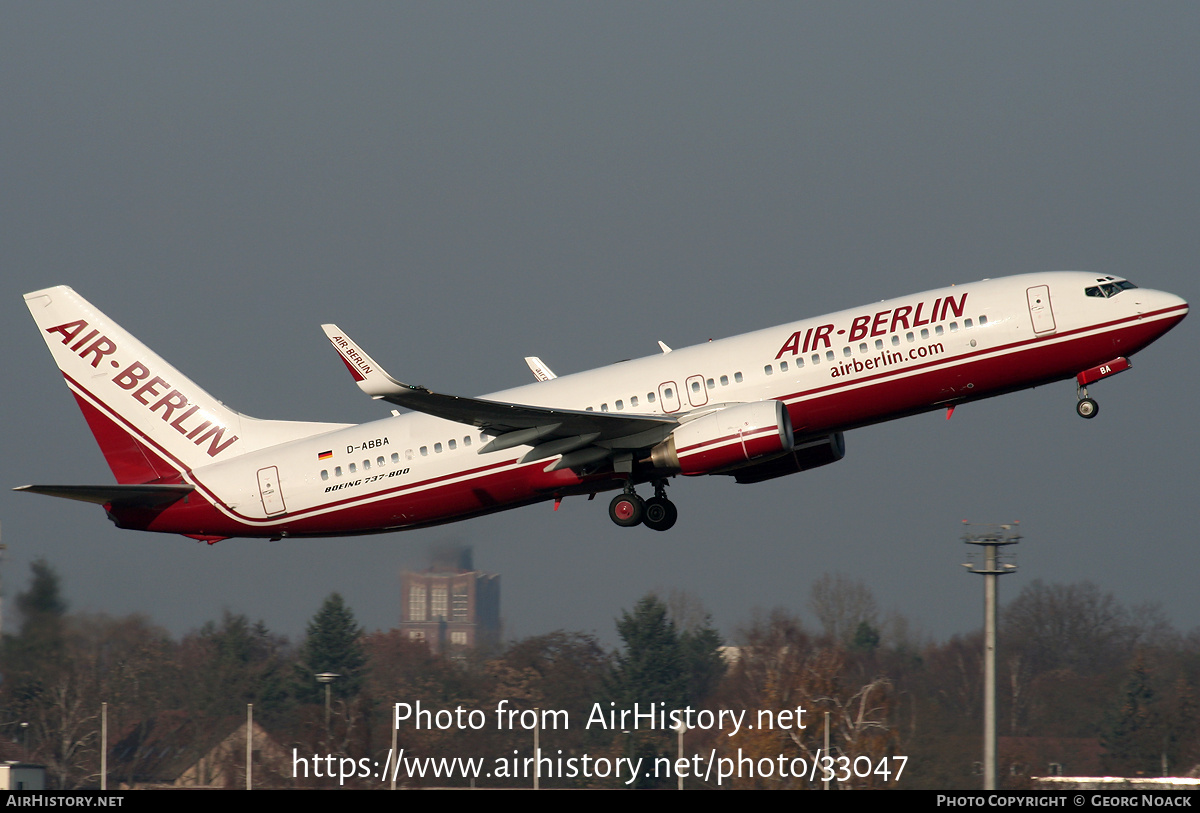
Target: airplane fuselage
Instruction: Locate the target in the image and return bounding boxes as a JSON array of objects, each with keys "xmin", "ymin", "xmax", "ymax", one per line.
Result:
[
  {"xmin": 107, "ymin": 271, "xmax": 1186, "ymax": 539},
  {"xmin": 20, "ymin": 271, "xmax": 1187, "ymax": 540}
]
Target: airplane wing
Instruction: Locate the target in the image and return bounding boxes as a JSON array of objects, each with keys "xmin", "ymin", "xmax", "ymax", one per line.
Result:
[{"xmin": 321, "ymin": 326, "xmax": 676, "ymax": 466}]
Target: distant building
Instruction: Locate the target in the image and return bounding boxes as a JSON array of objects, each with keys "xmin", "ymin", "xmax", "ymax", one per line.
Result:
[
  {"xmin": 399, "ymin": 546, "xmax": 499, "ymax": 654},
  {"xmin": 107, "ymin": 712, "xmax": 289, "ymax": 789},
  {"xmin": 0, "ymin": 762, "xmax": 45, "ymax": 791}
]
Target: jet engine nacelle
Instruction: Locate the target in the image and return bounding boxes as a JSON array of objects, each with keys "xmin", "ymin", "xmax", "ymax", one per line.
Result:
[
  {"xmin": 649, "ymin": 400, "xmax": 793, "ymax": 476},
  {"xmin": 731, "ymin": 431, "xmax": 846, "ymax": 484}
]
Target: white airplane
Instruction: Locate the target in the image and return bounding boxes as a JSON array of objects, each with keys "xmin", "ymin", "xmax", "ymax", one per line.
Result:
[{"xmin": 17, "ymin": 273, "xmax": 1187, "ymax": 542}]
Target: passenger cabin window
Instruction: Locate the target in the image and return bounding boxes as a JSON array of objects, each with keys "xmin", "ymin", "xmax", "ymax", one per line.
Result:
[
  {"xmin": 734, "ymin": 372, "xmax": 744, "ymax": 383},
  {"xmin": 349, "ymin": 463, "xmax": 357, "ymax": 473},
  {"xmin": 764, "ymin": 365, "xmax": 773, "ymax": 376},
  {"xmin": 434, "ymin": 442, "xmax": 442, "ymax": 453},
  {"xmin": 321, "ymin": 470, "xmax": 329, "ymax": 481},
  {"xmin": 720, "ymin": 375, "xmax": 729, "ymax": 386},
  {"xmin": 448, "ymin": 439, "xmax": 457, "ymax": 450}
]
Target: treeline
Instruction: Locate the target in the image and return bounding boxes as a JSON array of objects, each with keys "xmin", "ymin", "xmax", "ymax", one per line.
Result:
[{"xmin": 2, "ymin": 562, "xmax": 1198, "ymax": 789}]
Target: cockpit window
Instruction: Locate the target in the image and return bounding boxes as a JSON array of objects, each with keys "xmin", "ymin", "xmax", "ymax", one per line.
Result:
[{"xmin": 1086, "ymin": 280, "xmax": 1138, "ymax": 298}]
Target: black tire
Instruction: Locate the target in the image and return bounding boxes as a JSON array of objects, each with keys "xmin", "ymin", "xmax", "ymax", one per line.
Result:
[
  {"xmin": 608, "ymin": 493, "xmax": 644, "ymax": 527},
  {"xmin": 643, "ymin": 496, "xmax": 678, "ymax": 532},
  {"xmin": 1076, "ymin": 398, "xmax": 1099, "ymax": 419}
]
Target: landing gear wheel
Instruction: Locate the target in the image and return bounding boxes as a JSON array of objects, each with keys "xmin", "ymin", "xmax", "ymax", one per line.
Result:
[
  {"xmin": 643, "ymin": 496, "xmax": 678, "ymax": 532},
  {"xmin": 608, "ymin": 493, "xmax": 644, "ymax": 527},
  {"xmin": 1076, "ymin": 398, "xmax": 1099, "ymax": 419}
]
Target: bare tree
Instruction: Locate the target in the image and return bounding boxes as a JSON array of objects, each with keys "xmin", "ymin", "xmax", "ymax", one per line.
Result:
[{"xmin": 809, "ymin": 573, "xmax": 879, "ymax": 645}]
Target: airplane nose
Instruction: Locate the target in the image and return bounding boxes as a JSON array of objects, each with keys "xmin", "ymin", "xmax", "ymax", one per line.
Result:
[
  {"xmin": 1146, "ymin": 289, "xmax": 1188, "ymax": 329},
  {"xmin": 1158, "ymin": 290, "xmax": 1188, "ymax": 314}
]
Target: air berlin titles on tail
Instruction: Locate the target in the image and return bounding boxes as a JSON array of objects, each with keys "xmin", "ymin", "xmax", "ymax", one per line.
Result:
[
  {"xmin": 775, "ymin": 291, "xmax": 968, "ymax": 359},
  {"xmin": 44, "ymin": 319, "xmax": 239, "ymax": 458}
]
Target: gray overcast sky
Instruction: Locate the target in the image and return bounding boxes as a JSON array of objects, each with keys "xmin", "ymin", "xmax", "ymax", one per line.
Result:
[{"xmin": 2, "ymin": 3, "xmax": 1197, "ymax": 647}]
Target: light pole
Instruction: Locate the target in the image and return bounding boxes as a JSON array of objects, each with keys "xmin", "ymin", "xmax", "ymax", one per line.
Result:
[
  {"xmin": 962, "ymin": 521, "xmax": 1019, "ymax": 791},
  {"xmin": 674, "ymin": 721, "xmax": 685, "ymax": 790},
  {"xmin": 315, "ymin": 672, "xmax": 340, "ymax": 745}
]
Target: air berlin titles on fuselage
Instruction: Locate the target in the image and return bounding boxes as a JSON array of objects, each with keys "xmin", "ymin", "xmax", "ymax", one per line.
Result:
[
  {"xmin": 44, "ymin": 320, "xmax": 239, "ymax": 458},
  {"xmin": 775, "ymin": 291, "xmax": 969, "ymax": 361}
]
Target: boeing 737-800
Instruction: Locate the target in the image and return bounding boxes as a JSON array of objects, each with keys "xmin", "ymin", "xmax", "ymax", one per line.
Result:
[{"xmin": 17, "ymin": 273, "xmax": 1187, "ymax": 541}]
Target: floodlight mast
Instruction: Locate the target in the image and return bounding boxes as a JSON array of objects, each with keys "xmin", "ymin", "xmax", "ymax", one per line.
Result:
[{"xmin": 962, "ymin": 521, "xmax": 1020, "ymax": 791}]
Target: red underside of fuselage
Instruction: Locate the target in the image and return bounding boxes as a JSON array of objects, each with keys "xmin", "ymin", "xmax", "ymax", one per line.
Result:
[{"xmin": 106, "ymin": 306, "xmax": 1184, "ymax": 540}]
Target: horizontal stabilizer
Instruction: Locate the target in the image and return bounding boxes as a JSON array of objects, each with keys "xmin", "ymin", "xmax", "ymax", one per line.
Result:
[{"xmin": 15, "ymin": 483, "xmax": 194, "ymax": 508}]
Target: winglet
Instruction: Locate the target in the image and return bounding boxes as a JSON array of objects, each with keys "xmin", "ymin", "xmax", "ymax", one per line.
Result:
[
  {"xmin": 321, "ymin": 325, "xmax": 412, "ymax": 399},
  {"xmin": 525, "ymin": 356, "xmax": 557, "ymax": 381}
]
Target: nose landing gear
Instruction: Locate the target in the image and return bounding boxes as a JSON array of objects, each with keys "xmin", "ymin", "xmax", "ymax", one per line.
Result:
[
  {"xmin": 1074, "ymin": 358, "xmax": 1132, "ymax": 419},
  {"xmin": 1075, "ymin": 383, "xmax": 1099, "ymax": 419}
]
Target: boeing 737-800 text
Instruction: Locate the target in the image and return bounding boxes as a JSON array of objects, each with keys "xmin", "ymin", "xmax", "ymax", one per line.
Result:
[{"xmin": 17, "ymin": 273, "xmax": 1187, "ymax": 541}]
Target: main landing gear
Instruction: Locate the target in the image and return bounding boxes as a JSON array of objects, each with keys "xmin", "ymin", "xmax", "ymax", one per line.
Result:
[
  {"xmin": 608, "ymin": 480, "xmax": 677, "ymax": 531},
  {"xmin": 1075, "ymin": 385, "xmax": 1099, "ymax": 419}
]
